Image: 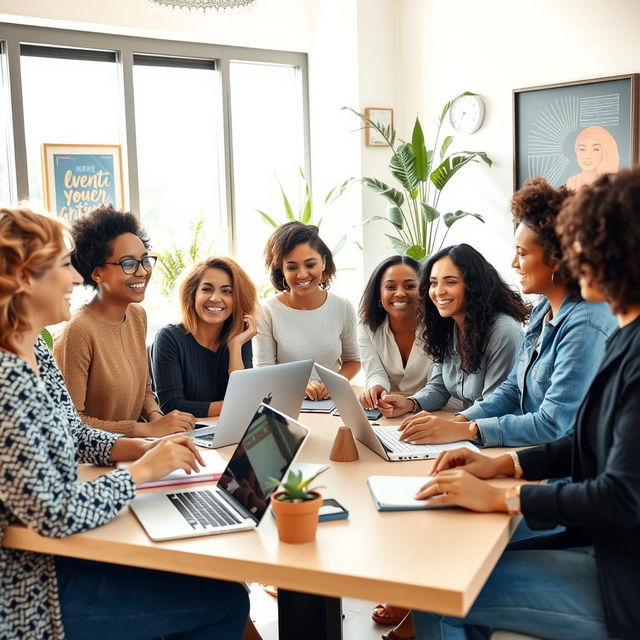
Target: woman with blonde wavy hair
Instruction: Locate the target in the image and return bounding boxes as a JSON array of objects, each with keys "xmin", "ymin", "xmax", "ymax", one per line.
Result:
[
  {"xmin": 151, "ymin": 256, "xmax": 258, "ymax": 417},
  {"xmin": 0, "ymin": 207, "xmax": 249, "ymax": 640}
]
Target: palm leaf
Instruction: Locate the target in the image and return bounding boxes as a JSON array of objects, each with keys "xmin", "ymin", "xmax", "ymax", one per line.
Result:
[
  {"xmin": 430, "ymin": 151, "xmax": 492, "ymax": 191},
  {"xmin": 390, "ymin": 143, "xmax": 420, "ymax": 196},
  {"xmin": 443, "ymin": 210, "xmax": 485, "ymax": 228},
  {"xmin": 411, "ymin": 117, "xmax": 428, "ymax": 181}
]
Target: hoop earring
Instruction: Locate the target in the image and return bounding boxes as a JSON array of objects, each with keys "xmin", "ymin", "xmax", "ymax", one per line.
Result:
[
  {"xmin": 551, "ymin": 270, "xmax": 557, "ymax": 284},
  {"xmin": 282, "ymin": 276, "xmax": 288, "ymax": 291}
]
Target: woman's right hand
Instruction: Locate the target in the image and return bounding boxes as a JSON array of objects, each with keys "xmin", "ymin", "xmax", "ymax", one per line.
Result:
[
  {"xmin": 429, "ymin": 448, "xmax": 515, "ymax": 480},
  {"xmin": 134, "ymin": 410, "xmax": 195, "ymax": 437},
  {"xmin": 359, "ymin": 385, "xmax": 386, "ymax": 410},
  {"xmin": 127, "ymin": 435, "xmax": 205, "ymax": 486},
  {"xmin": 377, "ymin": 393, "xmax": 414, "ymax": 418},
  {"xmin": 305, "ymin": 380, "xmax": 330, "ymax": 400}
]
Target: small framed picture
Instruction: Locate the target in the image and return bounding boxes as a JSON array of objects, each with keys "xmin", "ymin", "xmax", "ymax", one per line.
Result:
[
  {"xmin": 364, "ymin": 107, "xmax": 394, "ymax": 146},
  {"xmin": 513, "ymin": 74, "xmax": 639, "ymax": 190},
  {"xmin": 41, "ymin": 143, "xmax": 125, "ymax": 222}
]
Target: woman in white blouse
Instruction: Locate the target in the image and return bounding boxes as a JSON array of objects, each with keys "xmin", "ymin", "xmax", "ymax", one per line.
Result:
[
  {"xmin": 254, "ymin": 222, "xmax": 360, "ymax": 400},
  {"xmin": 358, "ymin": 255, "xmax": 433, "ymax": 410}
]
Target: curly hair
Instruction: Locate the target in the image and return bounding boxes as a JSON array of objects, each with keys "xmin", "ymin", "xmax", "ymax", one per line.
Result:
[
  {"xmin": 359, "ymin": 255, "xmax": 420, "ymax": 332},
  {"xmin": 418, "ymin": 244, "xmax": 530, "ymax": 374},
  {"xmin": 179, "ymin": 256, "xmax": 258, "ymax": 343},
  {"xmin": 556, "ymin": 168, "xmax": 640, "ymax": 313},
  {"xmin": 264, "ymin": 221, "xmax": 336, "ymax": 292},
  {"xmin": 0, "ymin": 207, "xmax": 67, "ymax": 352},
  {"xmin": 71, "ymin": 205, "xmax": 150, "ymax": 290},
  {"xmin": 511, "ymin": 176, "xmax": 579, "ymax": 297}
]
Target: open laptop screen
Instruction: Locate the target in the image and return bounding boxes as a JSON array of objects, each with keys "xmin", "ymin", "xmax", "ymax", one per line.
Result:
[{"xmin": 216, "ymin": 404, "xmax": 307, "ymax": 523}]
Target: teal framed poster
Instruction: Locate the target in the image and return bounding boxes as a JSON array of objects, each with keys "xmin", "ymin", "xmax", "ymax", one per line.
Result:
[{"xmin": 42, "ymin": 143, "xmax": 124, "ymax": 222}]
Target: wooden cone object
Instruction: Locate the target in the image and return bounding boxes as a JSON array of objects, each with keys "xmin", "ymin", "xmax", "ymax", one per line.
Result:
[{"xmin": 330, "ymin": 426, "xmax": 359, "ymax": 462}]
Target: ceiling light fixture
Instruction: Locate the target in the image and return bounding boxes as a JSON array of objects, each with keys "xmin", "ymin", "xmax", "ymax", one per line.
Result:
[{"xmin": 150, "ymin": 0, "xmax": 256, "ymax": 11}]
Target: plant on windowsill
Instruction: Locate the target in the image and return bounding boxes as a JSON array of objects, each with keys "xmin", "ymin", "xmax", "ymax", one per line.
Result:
[
  {"xmin": 267, "ymin": 467, "xmax": 327, "ymax": 544},
  {"xmin": 328, "ymin": 92, "xmax": 492, "ymax": 261}
]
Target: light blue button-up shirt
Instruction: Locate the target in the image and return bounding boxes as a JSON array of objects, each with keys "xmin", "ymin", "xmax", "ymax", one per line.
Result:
[
  {"xmin": 461, "ymin": 296, "xmax": 617, "ymax": 447},
  {"xmin": 412, "ymin": 313, "xmax": 524, "ymax": 412}
]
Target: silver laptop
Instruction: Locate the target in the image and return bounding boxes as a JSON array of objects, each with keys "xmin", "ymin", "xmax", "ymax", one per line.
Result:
[
  {"xmin": 191, "ymin": 359, "xmax": 313, "ymax": 448},
  {"xmin": 131, "ymin": 403, "xmax": 309, "ymax": 541},
  {"xmin": 315, "ymin": 363, "xmax": 478, "ymax": 461}
]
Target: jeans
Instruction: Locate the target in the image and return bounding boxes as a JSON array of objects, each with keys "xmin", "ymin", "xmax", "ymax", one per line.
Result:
[
  {"xmin": 412, "ymin": 546, "xmax": 612, "ymax": 640},
  {"xmin": 55, "ymin": 556, "xmax": 249, "ymax": 640}
]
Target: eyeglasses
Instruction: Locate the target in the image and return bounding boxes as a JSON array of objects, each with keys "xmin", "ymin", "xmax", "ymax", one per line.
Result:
[{"xmin": 102, "ymin": 255, "xmax": 158, "ymax": 274}]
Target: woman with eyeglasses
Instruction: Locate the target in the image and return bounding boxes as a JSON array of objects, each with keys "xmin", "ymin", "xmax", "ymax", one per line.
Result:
[{"xmin": 54, "ymin": 205, "xmax": 195, "ymax": 437}]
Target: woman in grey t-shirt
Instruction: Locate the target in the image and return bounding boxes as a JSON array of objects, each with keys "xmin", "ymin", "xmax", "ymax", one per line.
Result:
[{"xmin": 380, "ymin": 244, "xmax": 530, "ymax": 442}]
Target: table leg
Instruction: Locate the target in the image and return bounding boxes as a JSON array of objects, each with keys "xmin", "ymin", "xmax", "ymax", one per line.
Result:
[{"xmin": 277, "ymin": 589, "xmax": 343, "ymax": 640}]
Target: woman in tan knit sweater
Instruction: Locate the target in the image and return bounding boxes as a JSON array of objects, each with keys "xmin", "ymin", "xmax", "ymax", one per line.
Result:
[{"xmin": 54, "ymin": 205, "xmax": 195, "ymax": 437}]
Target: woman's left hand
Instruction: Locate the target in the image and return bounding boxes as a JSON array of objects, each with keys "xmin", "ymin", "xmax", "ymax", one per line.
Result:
[
  {"xmin": 415, "ymin": 469, "xmax": 507, "ymax": 513},
  {"xmin": 398, "ymin": 414, "xmax": 469, "ymax": 444},
  {"xmin": 229, "ymin": 314, "xmax": 258, "ymax": 346}
]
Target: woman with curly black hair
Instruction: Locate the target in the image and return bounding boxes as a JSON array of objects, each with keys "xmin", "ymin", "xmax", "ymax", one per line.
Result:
[
  {"xmin": 54, "ymin": 205, "xmax": 195, "ymax": 437},
  {"xmin": 379, "ymin": 244, "xmax": 528, "ymax": 443}
]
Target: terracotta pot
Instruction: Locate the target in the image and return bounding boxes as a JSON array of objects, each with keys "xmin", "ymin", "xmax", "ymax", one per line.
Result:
[{"xmin": 271, "ymin": 491, "xmax": 322, "ymax": 544}]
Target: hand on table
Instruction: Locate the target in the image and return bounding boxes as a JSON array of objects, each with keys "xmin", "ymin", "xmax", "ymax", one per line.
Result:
[
  {"xmin": 414, "ymin": 469, "xmax": 507, "ymax": 513},
  {"xmin": 127, "ymin": 435, "xmax": 205, "ymax": 486},
  {"xmin": 377, "ymin": 393, "xmax": 414, "ymax": 418},
  {"xmin": 143, "ymin": 410, "xmax": 195, "ymax": 436},
  {"xmin": 306, "ymin": 380, "xmax": 330, "ymax": 400},
  {"xmin": 359, "ymin": 385, "xmax": 386, "ymax": 410},
  {"xmin": 397, "ymin": 414, "xmax": 469, "ymax": 444}
]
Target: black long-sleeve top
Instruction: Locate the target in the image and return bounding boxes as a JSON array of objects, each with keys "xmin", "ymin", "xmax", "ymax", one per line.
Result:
[
  {"xmin": 150, "ymin": 323, "xmax": 252, "ymax": 417},
  {"xmin": 518, "ymin": 315, "xmax": 640, "ymax": 639}
]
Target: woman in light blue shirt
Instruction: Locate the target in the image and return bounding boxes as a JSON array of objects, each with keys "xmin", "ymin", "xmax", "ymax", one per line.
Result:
[
  {"xmin": 380, "ymin": 244, "xmax": 529, "ymax": 436},
  {"xmin": 395, "ymin": 178, "xmax": 616, "ymax": 448}
]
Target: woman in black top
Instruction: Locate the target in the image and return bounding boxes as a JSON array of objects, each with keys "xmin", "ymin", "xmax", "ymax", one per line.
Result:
[
  {"xmin": 151, "ymin": 256, "xmax": 258, "ymax": 417},
  {"xmin": 410, "ymin": 169, "xmax": 640, "ymax": 640}
]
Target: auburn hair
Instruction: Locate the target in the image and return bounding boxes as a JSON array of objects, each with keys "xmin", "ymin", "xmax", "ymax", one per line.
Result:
[
  {"xmin": 0, "ymin": 207, "xmax": 67, "ymax": 352},
  {"xmin": 179, "ymin": 256, "xmax": 258, "ymax": 343}
]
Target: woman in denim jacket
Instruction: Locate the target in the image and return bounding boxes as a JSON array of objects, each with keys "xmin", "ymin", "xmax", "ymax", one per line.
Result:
[{"xmin": 394, "ymin": 178, "xmax": 617, "ymax": 448}]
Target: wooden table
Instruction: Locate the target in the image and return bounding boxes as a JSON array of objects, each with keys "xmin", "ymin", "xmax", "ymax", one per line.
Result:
[{"xmin": 2, "ymin": 411, "xmax": 521, "ymax": 639}]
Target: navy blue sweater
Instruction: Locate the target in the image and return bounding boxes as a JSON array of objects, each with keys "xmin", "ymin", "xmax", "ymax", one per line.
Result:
[{"xmin": 150, "ymin": 323, "xmax": 252, "ymax": 417}]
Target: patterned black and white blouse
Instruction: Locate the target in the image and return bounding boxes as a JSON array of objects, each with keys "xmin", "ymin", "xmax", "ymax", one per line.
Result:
[{"xmin": 0, "ymin": 338, "xmax": 136, "ymax": 640}]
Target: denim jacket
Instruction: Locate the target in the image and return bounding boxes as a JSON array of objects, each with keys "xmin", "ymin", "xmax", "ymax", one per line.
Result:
[{"xmin": 461, "ymin": 296, "xmax": 617, "ymax": 447}]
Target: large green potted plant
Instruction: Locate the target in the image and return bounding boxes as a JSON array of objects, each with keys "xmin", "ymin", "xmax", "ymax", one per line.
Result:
[
  {"xmin": 268, "ymin": 467, "xmax": 327, "ymax": 544},
  {"xmin": 328, "ymin": 92, "xmax": 492, "ymax": 260}
]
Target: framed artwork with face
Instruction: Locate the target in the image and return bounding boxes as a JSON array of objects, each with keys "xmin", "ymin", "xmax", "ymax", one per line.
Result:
[{"xmin": 513, "ymin": 74, "xmax": 639, "ymax": 190}]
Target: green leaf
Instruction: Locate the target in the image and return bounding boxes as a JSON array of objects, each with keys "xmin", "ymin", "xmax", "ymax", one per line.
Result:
[
  {"xmin": 411, "ymin": 117, "xmax": 428, "ymax": 181},
  {"xmin": 342, "ymin": 106, "xmax": 396, "ymax": 147},
  {"xmin": 332, "ymin": 234, "xmax": 347, "ymax": 255},
  {"xmin": 352, "ymin": 241, "xmax": 364, "ymax": 251},
  {"xmin": 301, "ymin": 196, "xmax": 312, "ymax": 224},
  {"xmin": 429, "ymin": 151, "xmax": 492, "ymax": 191},
  {"xmin": 440, "ymin": 135, "xmax": 454, "ymax": 158},
  {"xmin": 362, "ymin": 215, "xmax": 389, "ymax": 225},
  {"xmin": 257, "ymin": 210, "xmax": 279, "ymax": 227},
  {"xmin": 443, "ymin": 210, "xmax": 485, "ymax": 228},
  {"xmin": 361, "ymin": 177, "xmax": 405, "ymax": 207},
  {"xmin": 420, "ymin": 203, "xmax": 440, "ymax": 223},
  {"xmin": 405, "ymin": 245, "xmax": 427, "ymax": 261},
  {"xmin": 385, "ymin": 234, "xmax": 409, "ymax": 255},
  {"xmin": 278, "ymin": 181, "xmax": 295, "ymax": 221},
  {"xmin": 386, "ymin": 204, "xmax": 404, "ymax": 229},
  {"xmin": 389, "ymin": 143, "xmax": 420, "ymax": 194},
  {"xmin": 40, "ymin": 328, "xmax": 53, "ymax": 349}
]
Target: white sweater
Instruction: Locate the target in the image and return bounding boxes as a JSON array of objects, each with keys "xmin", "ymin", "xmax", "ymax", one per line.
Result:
[{"xmin": 253, "ymin": 292, "xmax": 360, "ymax": 380}]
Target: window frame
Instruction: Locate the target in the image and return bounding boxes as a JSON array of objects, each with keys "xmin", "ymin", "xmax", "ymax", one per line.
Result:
[{"xmin": 0, "ymin": 22, "xmax": 310, "ymax": 254}]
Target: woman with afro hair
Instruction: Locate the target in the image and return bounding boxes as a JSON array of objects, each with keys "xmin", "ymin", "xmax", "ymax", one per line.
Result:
[{"xmin": 54, "ymin": 205, "xmax": 195, "ymax": 437}]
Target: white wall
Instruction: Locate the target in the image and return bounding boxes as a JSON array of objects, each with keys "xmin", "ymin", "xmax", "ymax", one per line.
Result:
[{"xmin": 397, "ymin": 0, "xmax": 640, "ymax": 284}]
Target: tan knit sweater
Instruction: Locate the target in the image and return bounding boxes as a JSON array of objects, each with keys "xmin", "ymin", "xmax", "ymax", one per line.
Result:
[{"xmin": 53, "ymin": 303, "xmax": 161, "ymax": 436}]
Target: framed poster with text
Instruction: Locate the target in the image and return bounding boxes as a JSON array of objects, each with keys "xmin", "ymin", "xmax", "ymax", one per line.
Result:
[
  {"xmin": 42, "ymin": 143, "xmax": 125, "ymax": 222},
  {"xmin": 513, "ymin": 74, "xmax": 639, "ymax": 190}
]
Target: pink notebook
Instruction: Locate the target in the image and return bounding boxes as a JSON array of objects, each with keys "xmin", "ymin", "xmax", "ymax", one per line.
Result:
[{"xmin": 118, "ymin": 449, "xmax": 225, "ymax": 489}]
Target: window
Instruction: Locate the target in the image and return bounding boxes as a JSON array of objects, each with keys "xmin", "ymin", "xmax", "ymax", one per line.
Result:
[
  {"xmin": 20, "ymin": 46, "xmax": 123, "ymax": 211},
  {"xmin": 230, "ymin": 60, "xmax": 306, "ymax": 291},
  {"xmin": 0, "ymin": 43, "xmax": 13, "ymax": 205}
]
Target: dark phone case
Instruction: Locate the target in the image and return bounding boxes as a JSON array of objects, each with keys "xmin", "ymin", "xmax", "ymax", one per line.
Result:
[{"xmin": 318, "ymin": 498, "xmax": 349, "ymax": 522}]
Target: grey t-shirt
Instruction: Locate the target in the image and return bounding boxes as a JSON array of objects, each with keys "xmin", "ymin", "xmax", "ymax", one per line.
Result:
[{"xmin": 412, "ymin": 313, "xmax": 524, "ymax": 411}]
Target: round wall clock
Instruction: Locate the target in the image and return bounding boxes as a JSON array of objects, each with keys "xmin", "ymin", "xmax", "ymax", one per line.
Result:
[{"xmin": 449, "ymin": 94, "xmax": 485, "ymax": 134}]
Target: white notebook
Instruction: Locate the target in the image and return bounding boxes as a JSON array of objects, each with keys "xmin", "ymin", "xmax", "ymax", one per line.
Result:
[{"xmin": 367, "ymin": 475, "xmax": 449, "ymax": 511}]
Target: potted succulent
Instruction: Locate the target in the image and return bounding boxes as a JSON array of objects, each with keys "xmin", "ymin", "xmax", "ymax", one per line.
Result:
[{"xmin": 268, "ymin": 467, "xmax": 327, "ymax": 544}]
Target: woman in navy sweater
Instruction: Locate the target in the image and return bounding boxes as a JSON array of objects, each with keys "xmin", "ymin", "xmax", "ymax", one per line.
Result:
[
  {"xmin": 151, "ymin": 256, "xmax": 258, "ymax": 417},
  {"xmin": 410, "ymin": 169, "xmax": 640, "ymax": 640}
]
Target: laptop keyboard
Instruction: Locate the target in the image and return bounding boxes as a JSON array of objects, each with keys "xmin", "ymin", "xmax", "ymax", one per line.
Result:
[
  {"xmin": 193, "ymin": 432, "xmax": 215, "ymax": 443},
  {"xmin": 167, "ymin": 490, "xmax": 241, "ymax": 529},
  {"xmin": 373, "ymin": 426, "xmax": 440, "ymax": 455}
]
